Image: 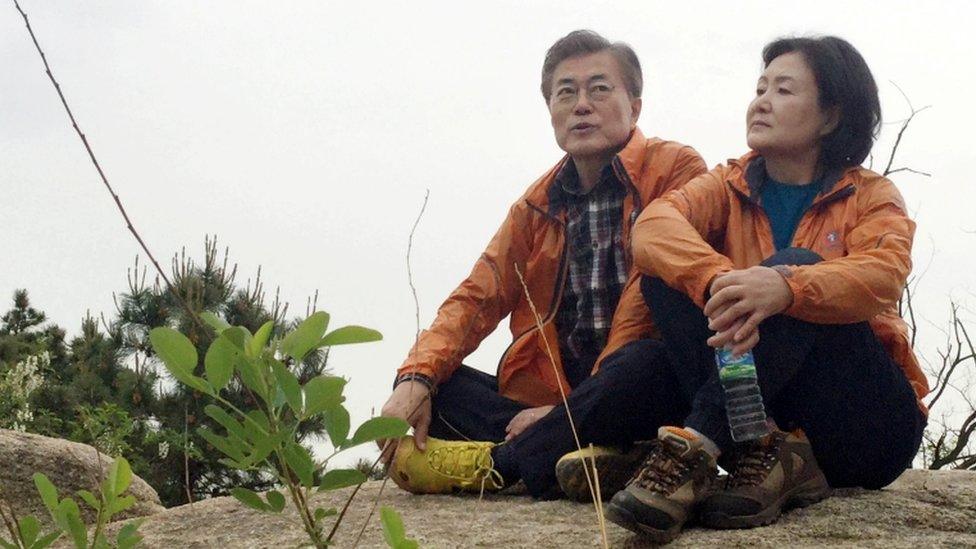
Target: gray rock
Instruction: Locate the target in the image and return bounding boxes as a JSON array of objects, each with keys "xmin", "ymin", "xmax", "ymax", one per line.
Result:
[
  {"xmin": 97, "ymin": 469, "xmax": 975, "ymax": 548},
  {"xmin": 0, "ymin": 429, "xmax": 164, "ymax": 526}
]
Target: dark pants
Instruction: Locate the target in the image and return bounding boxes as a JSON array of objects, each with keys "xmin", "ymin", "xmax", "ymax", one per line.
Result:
[
  {"xmin": 430, "ymin": 340, "xmax": 688, "ymax": 498},
  {"xmin": 647, "ymin": 247, "xmax": 926, "ymax": 489}
]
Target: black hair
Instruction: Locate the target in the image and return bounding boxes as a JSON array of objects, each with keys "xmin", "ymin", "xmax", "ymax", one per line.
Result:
[{"xmin": 541, "ymin": 30, "xmax": 642, "ymax": 101}]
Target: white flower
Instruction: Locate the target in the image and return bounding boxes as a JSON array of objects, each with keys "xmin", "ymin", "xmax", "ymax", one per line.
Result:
[
  {"xmin": 158, "ymin": 441, "xmax": 170, "ymax": 459},
  {"xmin": 0, "ymin": 351, "xmax": 47, "ymax": 431}
]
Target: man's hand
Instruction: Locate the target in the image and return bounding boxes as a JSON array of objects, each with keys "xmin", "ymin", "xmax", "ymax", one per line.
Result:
[
  {"xmin": 504, "ymin": 405, "xmax": 555, "ymax": 442},
  {"xmin": 704, "ymin": 267, "xmax": 793, "ymax": 355},
  {"xmin": 378, "ymin": 380, "xmax": 432, "ymax": 465}
]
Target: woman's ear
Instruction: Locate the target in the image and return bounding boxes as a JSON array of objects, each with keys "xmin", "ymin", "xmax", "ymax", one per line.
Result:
[{"xmin": 820, "ymin": 106, "xmax": 840, "ymax": 137}]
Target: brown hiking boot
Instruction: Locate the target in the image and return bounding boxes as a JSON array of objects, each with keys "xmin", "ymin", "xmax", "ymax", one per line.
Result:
[
  {"xmin": 701, "ymin": 429, "xmax": 830, "ymax": 528},
  {"xmin": 605, "ymin": 427, "xmax": 719, "ymax": 543},
  {"xmin": 555, "ymin": 441, "xmax": 654, "ymax": 502}
]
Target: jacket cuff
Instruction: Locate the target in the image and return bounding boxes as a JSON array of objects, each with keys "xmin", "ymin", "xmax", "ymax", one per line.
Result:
[
  {"xmin": 781, "ymin": 266, "xmax": 807, "ymax": 317},
  {"xmin": 692, "ymin": 264, "xmax": 733, "ymax": 309}
]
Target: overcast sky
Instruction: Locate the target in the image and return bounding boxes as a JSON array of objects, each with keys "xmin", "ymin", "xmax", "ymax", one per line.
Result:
[{"xmin": 2, "ymin": 1, "xmax": 974, "ymax": 466}]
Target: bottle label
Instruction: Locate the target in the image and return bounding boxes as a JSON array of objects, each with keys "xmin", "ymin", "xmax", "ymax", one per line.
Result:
[{"xmin": 715, "ymin": 347, "xmax": 757, "ymax": 382}]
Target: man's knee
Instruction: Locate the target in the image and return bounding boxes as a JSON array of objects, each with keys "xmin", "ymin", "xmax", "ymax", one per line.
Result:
[{"xmin": 598, "ymin": 339, "xmax": 666, "ymax": 380}]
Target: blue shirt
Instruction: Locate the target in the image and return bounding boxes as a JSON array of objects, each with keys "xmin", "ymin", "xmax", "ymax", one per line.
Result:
[{"xmin": 760, "ymin": 175, "xmax": 822, "ymax": 250}]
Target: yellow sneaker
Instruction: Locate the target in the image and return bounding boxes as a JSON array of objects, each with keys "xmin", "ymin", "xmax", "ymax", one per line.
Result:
[{"xmin": 389, "ymin": 436, "xmax": 505, "ymax": 494}]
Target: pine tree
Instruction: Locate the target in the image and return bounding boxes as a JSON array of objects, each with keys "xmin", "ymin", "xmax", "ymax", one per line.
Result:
[{"xmin": 114, "ymin": 236, "xmax": 330, "ymax": 505}]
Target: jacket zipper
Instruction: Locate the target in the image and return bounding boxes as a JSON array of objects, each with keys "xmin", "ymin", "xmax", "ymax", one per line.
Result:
[{"xmin": 495, "ymin": 204, "xmax": 570, "ymax": 380}]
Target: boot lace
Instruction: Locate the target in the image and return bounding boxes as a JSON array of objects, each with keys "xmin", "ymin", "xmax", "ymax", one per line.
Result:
[
  {"xmin": 728, "ymin": 435, "xmax": 782, "ymax": 488},
  {"xmin": 632, "ymin": 441, "xmax": 692, "ymax": 494}
]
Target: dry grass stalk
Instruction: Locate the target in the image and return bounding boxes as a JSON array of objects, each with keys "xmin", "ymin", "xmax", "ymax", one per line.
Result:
[{"xmin": 513, "ymin": 264, "xmax": 609, "ymax": 549}]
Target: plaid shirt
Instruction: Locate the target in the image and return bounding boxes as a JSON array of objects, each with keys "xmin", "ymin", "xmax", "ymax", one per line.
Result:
[{"xmin": 549, "ymin": 160, "xmax": 629, "ymax": 387}]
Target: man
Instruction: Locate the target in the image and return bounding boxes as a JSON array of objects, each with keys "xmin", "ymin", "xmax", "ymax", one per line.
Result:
[{"xmin": 380, "ymin": 29, "xmax": 707, "ymax": 498}]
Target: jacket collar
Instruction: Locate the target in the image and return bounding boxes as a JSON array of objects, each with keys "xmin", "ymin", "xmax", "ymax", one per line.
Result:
[
  {"xmin": 524, "ymin": 128, "xmax": 647, "ymax": 217},
  {"xmin": 727, "ymin": 152, "xmax": 853, "ymax": 205}
]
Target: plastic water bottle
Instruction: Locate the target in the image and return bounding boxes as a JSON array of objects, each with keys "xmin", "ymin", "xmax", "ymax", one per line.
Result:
[{"xmin": 714, "ymin": 347, "xmax": 771, "ymax": 442}]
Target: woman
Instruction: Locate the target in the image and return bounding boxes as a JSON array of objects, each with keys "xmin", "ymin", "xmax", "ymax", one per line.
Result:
[{"xmin": 604, "ymin": 36, "xmax": 928, "ymax": 543}]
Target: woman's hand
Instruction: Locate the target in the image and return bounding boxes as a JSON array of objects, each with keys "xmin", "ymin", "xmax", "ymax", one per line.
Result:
[
  {"xmin": 704, "ymin": 266, "xmax": 793, "ymax": 354},
  {"xmin": 505, "ymin": 405, "xmax": 555, "ymax": 441}
]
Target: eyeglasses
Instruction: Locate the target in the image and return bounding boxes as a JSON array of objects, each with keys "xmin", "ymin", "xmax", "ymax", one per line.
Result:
[{"xmin": 551, "ymin": 82, "xmax": 617, "ymax": 107}]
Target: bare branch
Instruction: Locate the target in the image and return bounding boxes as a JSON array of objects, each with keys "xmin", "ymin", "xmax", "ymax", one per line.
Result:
[
  {"xmin": 12, "ymin": 0, "xmax": 207, "ymax": 336},
  {"xmin": 886, "ymin": 167, "xmax": 932, "ymax": 177},
  {"xmin": 406, "ymin": 189, "xmax": 430, "ymax": 350},
  {"xmin": 883, "ymin": 82, "xmax": 931, "ymax": 177}
]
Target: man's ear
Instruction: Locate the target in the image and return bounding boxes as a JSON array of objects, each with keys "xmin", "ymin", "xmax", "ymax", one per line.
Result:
[
  {"xmin": 820, "ymin": 106, "xmax": 840, "ymax": 137},
  {"xmin": 630, "ymin": 97, "xmax": 642, "ymax": 127}
]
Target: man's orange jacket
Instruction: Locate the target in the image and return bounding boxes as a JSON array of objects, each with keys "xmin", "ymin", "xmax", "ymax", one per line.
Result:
[
  {"xmin": 601, "ymin": 152, "xmax": 929, "ymax": 410},
  {"xmin": 397, "ymin": 129, "xmax": 706, "ymax": 406}
]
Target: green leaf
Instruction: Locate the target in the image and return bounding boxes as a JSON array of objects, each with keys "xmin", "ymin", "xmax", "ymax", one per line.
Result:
[
  {"xmin": 237, "ymin": 356, "xmax": 269, "ymax": 405},
  {"xmin": 241, "ymin": 410, "xmax": 271, "ymax": 444},
  {"xmin": 55, "ymin": 499, "xmax": 86, "ymax": 549},
  {"xmin": 396, "ymin": 540, "xmax": 419, "ymax": 549},
  {"xmin": 264, "ymin": 490, "xmax": 286, "ymax": 513},
  {"xmin": 115, "ymin": 519, "xmax": 144, "ymax": 549},
  {"xmin": 349, "ymin": 417, "xmax": 409, "ymax": 446},
  {"xmin": 149, "ymin": 328, "xmax": 212, "ymax": 394},
  {"xmin": 303, "ymin": 376, "xmax": 346, "ymax": 417},
  {"xmin": 1, "ymin": 539, "xmax": 18, "ymax": 549},
  {"xmin": 204, "ymin": 404, "xmax": 248, "ymax": 443},
  {"xmin": 270, "ymin": 360, "xmax": 303, "ymax": 415},
  {"xmin": 318, "ymin": 325, "xmax": 382, "ymax": 347},
  {"xmin": 324, "ymin": 405, "xmax": 351, "ymax": 448},
  {"xmin": 380, "ymin": 506, "xmax": 406, "ymax": 546},
  {"xmin": 200, "ymin": 311, "xmax": 230, "ymax": 333},
  {"xmin": 222, "ymin": 326, "xmax": 252, "ymax": 350},
  {"xmin": 148, "ymin": 327, "xmax": 197, "ymax": 371},
  {"xmin": 240, "ymin": 430, "xmax": 287, "ymax": 468},
  {"xmin": 198, "ymin": 427, "xmax": 246, "ymax": 462},
  {"xmin": 32, "ymin": 474, "xmax": 59, "ymax": 517},
  {"xmin": 108, "ymin": 495, "xmax": 136, "ymax": 516},
  {"xmin": 282, "ymin": 443, "xmax": 315, "ymax": 488},
  {"xmin": 250, "ymin": 320, "xmax": 274, "ymax": 356},
  {"xmin": 230, "ymin": 487, "xmax": 270, "ymax": 512},
  {"xmin": 29, "ymin": 531, "xmax": 62, "ymax": 549},
  {"xmin": 110, "ymin": 457, "xmax": 133, "ymax": 496},
  {"xmin": 205, "ymin": 336, "xmax": 240, "ymax": 391},
  {"xmin": 75, "ymin": 490, "xmax": 100, "ymax": 511},
  {"xmin": 318, "ymin": 469, "xmax": 367, "ymax": 491},
  {"xmin": 313, "ymin": 507, "xmax": 337, "ymax": 523},
  {"xmin": 281, "ymin": 311, "xmax": 330, "ymax": 362},
  {"xmin": 17, "ymin": 515, "xmax": 40, "ymax": 546}
]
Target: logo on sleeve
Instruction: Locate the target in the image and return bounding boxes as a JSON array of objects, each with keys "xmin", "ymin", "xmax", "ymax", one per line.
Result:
[{"xmin": 824, "ymin": 231, "xmax": 842, "ymax": 249}]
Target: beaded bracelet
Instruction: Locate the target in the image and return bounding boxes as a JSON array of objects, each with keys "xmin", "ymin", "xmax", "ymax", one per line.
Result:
[{"xmin": 393, "ymin": 372, "xmax": 436, "ymax": 394}]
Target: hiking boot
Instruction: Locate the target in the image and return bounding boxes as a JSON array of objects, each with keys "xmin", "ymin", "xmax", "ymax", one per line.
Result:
[
  {"xmin": 701, "ymin": 429, "xmax": 830, "ymax": 529},
  {"xmin": 605, "ymin": 427, "xmax": 719, "ymax": 543},
  {"xmin": 388, "ymin": 436, "xmax": 505, "ymax": 494},
  {"xmin": 555, "ymin": 441, "xmax": 654, "ymax": 502}
]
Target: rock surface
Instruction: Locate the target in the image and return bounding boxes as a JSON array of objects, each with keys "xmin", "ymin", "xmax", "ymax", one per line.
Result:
[
  {"xmin": 0, "ymin": 429, "xmax": 164, "ymax": 525},
  {"xmin": 94, "ymin": 469, "xmax": 975, "ymax": 548}
]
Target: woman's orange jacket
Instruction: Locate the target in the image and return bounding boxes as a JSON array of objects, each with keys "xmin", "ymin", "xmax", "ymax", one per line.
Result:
[
  {"xmin": 601, "ymin": 152, "xmax": 929, "ymax": 411},
  {"xmin": 397, "ymin": 129, "xmax": 707, "ymax": 406}
]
